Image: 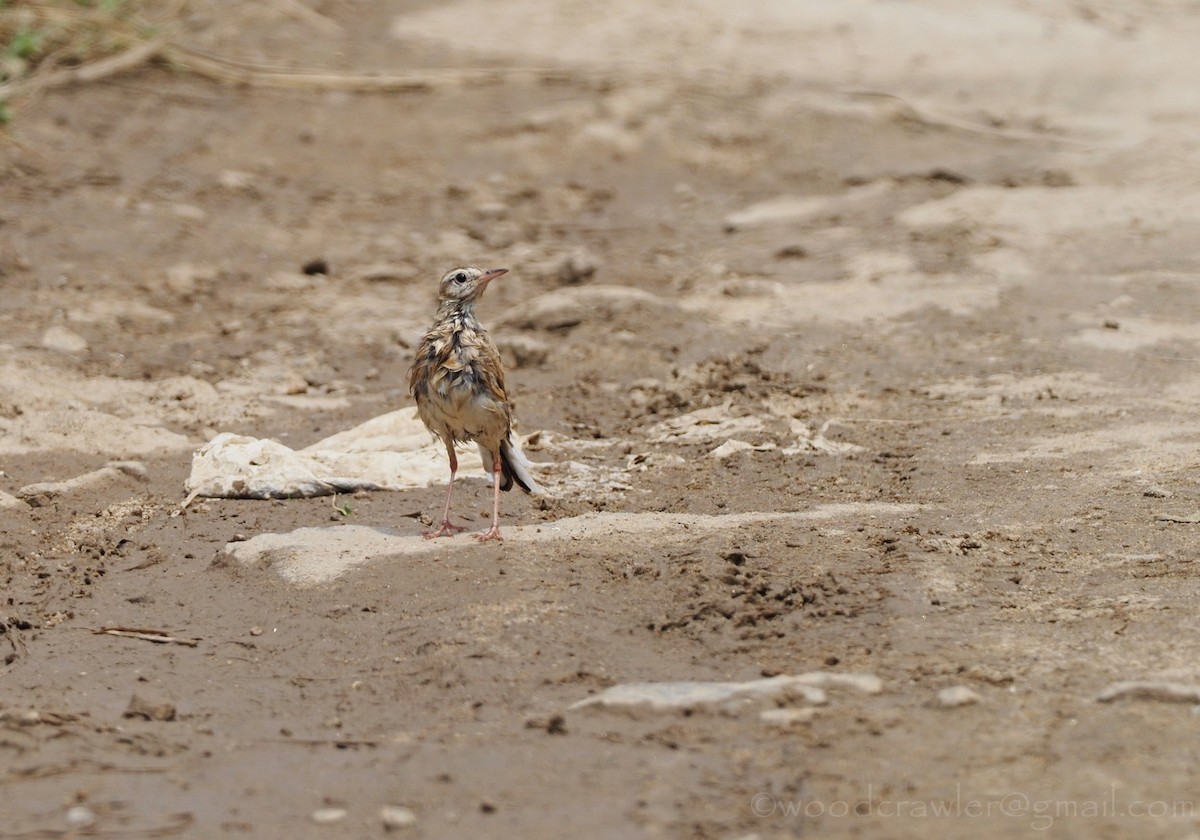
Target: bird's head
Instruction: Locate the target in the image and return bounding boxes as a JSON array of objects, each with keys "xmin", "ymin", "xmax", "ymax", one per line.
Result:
[{"xmin": 438, "ymin": 266, "xmax": 508, "ymax": 304}]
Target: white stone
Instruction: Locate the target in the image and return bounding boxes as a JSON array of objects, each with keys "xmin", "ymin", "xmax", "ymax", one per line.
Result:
[
  {"xmin": 65, "ymin": 806, "xmax": 95, "ymax": 826},
  {"xmin": 381, "ymin": 805, "xmax": 418, "ymax": 829},
  {"xmin": 41, "ymin": 325, "xmax": 88, "ymax": 354},
  {"xmin": 570, "ymin": 671, "xmax": 883, "ymax": 715},
  {"xmin": 183, "ymin": 408, "xmax": 478, "ymax": 504},
  {"xmin": 570, "ymin": 676, "xmax": 828, "ymax": 714},
  {"xmin": 311, "ymin": 808, "xmax": 347, "ymax": 824},
  {"xmin": 938, "ymin": 686, "xmax": 982, "ymax": 708}
]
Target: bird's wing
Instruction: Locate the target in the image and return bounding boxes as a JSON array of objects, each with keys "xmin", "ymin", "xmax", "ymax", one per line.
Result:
[
  {"xmin": 409, "ymin": 322, "xmax": 463, "ymax": 398},
  {"xmin": 472, "ymin": 334, "xmax": 510, "ymax": 406},
  {"xmin": 407, "ymin": 329, "xmax": 440, "ymax": 397}
]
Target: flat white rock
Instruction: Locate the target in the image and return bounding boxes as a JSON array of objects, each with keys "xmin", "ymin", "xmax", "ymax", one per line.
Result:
[
  {"xmin": 380, "ymin": 805, "xmax": 417, "ymax": 829},
  {"xmin": 184, "ymin": 408, "xmax": 525, "ymax": 503},
  {"xmin": 570, "ymin": 676, "xmax": 827, "ymax": 713},
  {"xmin": 570, "ymin": 672, "xmax": 883, "ymax": 715},
  {"xmin": 311, "ymin": 808, "xmax": 347, "ymax": 824},
  {"xmin": 938, "ymin": 686, "xmax": 982, "ymax": 708},
  {"xmin": 1096, "ymin": 681, "xmax": 1200, "ymax": 704}
]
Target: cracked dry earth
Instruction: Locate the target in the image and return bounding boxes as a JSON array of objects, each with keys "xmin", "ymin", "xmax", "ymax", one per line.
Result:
[{"xmin": 4, "ymin": 1, "xmax": 1200, "ymax": 838}]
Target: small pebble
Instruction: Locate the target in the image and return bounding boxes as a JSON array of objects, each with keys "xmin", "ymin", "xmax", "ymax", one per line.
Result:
[
  {"xmin": 380, "ymin": 805, "xmax": 417, "ymax": 830},
  {"xmin": 938, "ymin": 686, "xmax": 981, "ymax": 708},
  {"xmin": 311, "ymin": 808, "xmax": 347, "ymax": 824},
  {"xmin": 65, "ymin": 806, "xmax": 95, "ymax": 826}
]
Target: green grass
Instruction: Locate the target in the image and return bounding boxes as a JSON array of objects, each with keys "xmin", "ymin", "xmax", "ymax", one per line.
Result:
[
  {"xmin": 1, "ymin": 1, "xmax": 157, "ymax": 129},
  {"xmin": 1, "ymin": 0, "xmax": 151, "ymax": 86},
  {"xmin": 6, "ymin": 24, "xmax": 43, "ymax": 60}
]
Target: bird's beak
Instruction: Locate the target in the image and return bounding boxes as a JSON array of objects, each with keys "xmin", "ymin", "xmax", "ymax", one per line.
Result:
[{"xmin": 479, "ymin": 268, "xmax": 508, "ymax": 287}]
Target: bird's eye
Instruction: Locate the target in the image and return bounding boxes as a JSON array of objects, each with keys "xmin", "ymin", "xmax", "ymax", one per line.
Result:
[{"xmin": 452, "ymin": 272, "xmax": 467, "ymax": 284}]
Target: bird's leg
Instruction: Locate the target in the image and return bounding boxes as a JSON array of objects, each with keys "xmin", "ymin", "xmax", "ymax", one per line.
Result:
[
  {"xmin": 424, "ymin": 440, "xmax": 467, "ymax": 539},
  {"xmin": 473, "ymin": 452, "xmax": 504, "ymax": 542}
]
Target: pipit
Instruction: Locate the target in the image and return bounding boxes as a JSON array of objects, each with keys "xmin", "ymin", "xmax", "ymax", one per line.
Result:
[{"xmin": 408, "ymin": 266, "xmax": 542, "ymax": 541}]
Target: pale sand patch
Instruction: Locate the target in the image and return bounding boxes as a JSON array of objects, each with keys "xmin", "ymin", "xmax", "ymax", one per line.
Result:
[
  {"xmin": 897, "ymin": 186, "xmax": 1200, "ymax": 250},
  {"xmin": 678, "ymin": 270, "xmax": 1004, "ymax": 326},
  {"xmin": 971, "ymin": 422, "xmax": 1200, "ymax": 466},
  {"xmin": 225, "ymin": 503, "xmax": 921, "ymax": 586},
  {"xmin": 394, "ymin": 0, "xmax": 1200, "ymax": 148},
  {"xmin": 0, "ymin": 409, "xmax": 192, "ymax": 457}
]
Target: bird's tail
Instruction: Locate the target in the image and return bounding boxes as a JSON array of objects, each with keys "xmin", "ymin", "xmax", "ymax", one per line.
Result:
[{"xmin": 485, "ymin": 436, "xmax": 544, "ymax": 494}]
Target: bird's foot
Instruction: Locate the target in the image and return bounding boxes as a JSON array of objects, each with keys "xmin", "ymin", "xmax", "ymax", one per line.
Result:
[
  {"xmin": 423, "ymin": 520, "xmax": 466, "ymax": 539},
  {"xmin": 471, "ymin": 526, "xmax": 504, "ymax": 543}
]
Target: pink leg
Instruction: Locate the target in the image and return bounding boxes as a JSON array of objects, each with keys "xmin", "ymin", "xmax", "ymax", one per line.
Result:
[
  {"xmin": 473, "ymin": 453, "xmax": 504, "ymax": 542},
  {"xmin": 424, "ymin": 440, "xmax": 467, "ymax": 539}
]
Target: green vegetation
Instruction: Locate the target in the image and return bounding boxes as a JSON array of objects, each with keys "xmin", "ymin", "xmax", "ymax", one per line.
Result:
[
  {"xmin": 1, "ymin": 0, "xmax": 158, "ymax": 126},
  {"xmin": 1, "ymin": 1, "xmax": 149, "ymax": 82},
  {"xmin": 6, "ymin": 23, "xmax": 42, "ymax": 61}
]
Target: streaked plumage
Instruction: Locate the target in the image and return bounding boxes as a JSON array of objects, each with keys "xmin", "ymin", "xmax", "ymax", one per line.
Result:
[{"xmin": 408, "ymin": 266, "xmax": 541, "ymax": 541}]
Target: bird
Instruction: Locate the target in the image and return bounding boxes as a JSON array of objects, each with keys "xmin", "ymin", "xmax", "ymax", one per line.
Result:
[{"xmin": 408, "ymin": 265, "xmax": 542, "ymax": 541}]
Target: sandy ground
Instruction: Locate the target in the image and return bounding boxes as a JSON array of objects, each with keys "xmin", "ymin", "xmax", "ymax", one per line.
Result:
[{"xmin": 4, "ymin": 1, "xmax": 1200, "ymax": 837}]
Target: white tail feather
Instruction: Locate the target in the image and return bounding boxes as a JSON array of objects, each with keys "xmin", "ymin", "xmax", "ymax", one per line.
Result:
[{"xmin": 502, "ymin": 436, "xmax": 544, "ymax": 495}]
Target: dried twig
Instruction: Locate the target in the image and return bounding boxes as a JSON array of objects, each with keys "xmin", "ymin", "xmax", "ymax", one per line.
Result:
[
  {"xmin": 1, "ymin": 23, "xmax": 572, "ymax": 104},
  {"xmin": 93, "ymin": 627, "xmax": 200, "ymax": 647},
  {"xmin": 0, "ymin": 36, "xmax": 170, "ymax": 100},
  {"xmin": 1, "ymin": 758, "xmax": 169, "ymax": 785},
  {"xmin": 164, "ymin": 43, "xmax": 515, "ymax": 92},
  {"xmin": 0, "ymin": 811, "xmax": 192, "ymax": 838}
]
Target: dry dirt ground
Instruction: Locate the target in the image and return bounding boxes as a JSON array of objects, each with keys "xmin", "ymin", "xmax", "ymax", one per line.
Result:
[{"xmin": 4, "ymin": 1, "xmax": 1200, "ymax": 838}]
